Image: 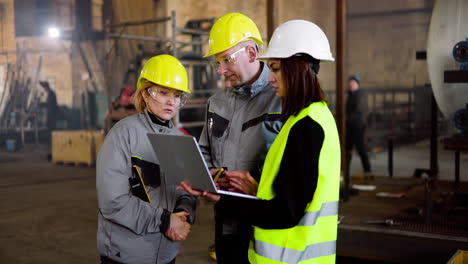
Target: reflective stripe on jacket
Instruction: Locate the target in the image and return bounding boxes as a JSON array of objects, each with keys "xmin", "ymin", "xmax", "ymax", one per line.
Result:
[{"xmin": 250, "ymin": 102, "xmax": 341, "ymax": 264}]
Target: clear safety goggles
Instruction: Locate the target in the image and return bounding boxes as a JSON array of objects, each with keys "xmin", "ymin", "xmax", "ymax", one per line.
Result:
[
  {"xmin": 146, "ymin": 86, "xmax": 188, "ymax": 108},
  {"xmin": 211, "ymin": 47, "xmax": 246, "ymax": 71}
]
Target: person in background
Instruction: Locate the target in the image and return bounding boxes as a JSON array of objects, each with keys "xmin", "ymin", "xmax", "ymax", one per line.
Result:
[
  {"xmin": 199, "ymin": 12, "xmax": 283, "ymax": 264},
  {"xmin": 39, "ymin": 81, "xmax": 58, "ymax": 130},
  {"xmin": 112, "ymin": 84, "xmax": 136, "ymax": 110},
  {"xmin": 107, "ymin": 84, "xmax": 138, "ymax": 127},
  {"xmin": 346, "ymin": 74, "xmax": 372, "ymax": 174},
  {"xmin": 180, "ymin": 19, "xmax": 341, "ymax": 264},
  {"xmin": 96, "ymin": 55, "xmax": 196, "ymax": 264}
]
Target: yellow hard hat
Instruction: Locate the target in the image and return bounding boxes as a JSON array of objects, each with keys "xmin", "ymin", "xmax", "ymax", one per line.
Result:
[
  {"xmin": 137, "ymin": 54, "xmax": 190, "ymax": 93},
  {"xmin": 204, "ymin": 13, "xmax": 263, "ymax": 57}
]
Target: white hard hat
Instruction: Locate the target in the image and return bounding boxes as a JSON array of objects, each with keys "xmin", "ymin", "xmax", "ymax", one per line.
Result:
[{"xmin": 258, "ymin": 20, "xmax": 334, "ymax": 61}]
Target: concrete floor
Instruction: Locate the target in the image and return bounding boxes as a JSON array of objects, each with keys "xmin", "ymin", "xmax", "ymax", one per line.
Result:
[
  {"xmin": 0, "ymin": 144, "xmax": 215, "ymax": 264},
  {"xmin": 0, "ymin": 138, "xmax": 466, "ymax": 263}
]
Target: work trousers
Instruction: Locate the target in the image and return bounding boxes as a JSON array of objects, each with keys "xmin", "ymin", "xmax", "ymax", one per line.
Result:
[
  {"xmin": 215, "ymin": 212, "xmax": 251, "ymax": 264},
  {"xmin": 346, "ymin": 124, "xmax": 371, "ymax": 173},
  {"xmin": 100, "ymin": 256, "xmax": 176, "ymax": 264}
]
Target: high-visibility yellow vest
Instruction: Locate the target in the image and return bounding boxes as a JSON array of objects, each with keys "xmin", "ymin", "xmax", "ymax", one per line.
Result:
[{"xmin": 249, "ymin": 102, "xmax": 341, "ymax": 264}]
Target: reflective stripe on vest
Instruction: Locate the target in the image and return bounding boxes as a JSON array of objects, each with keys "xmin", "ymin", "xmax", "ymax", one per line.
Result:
[
  {"xmin": 255, "ymin": 240, "xmax": 336, "ymax": 263},
  {"xmin": 298, "ymin": 201, "xmax": 338, "ymax": 226},
  {"xmin": 251, "ymin": 102, "xmax": 341, "ymax": 264}
]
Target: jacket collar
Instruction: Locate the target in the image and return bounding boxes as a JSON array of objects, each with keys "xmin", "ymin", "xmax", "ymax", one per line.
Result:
[
  {"xmin": 144, "ymin": 109, "xmax": 173, "ymax": 129},
  {"xmin": 232, "ymin": 62, "xmax": 270, "ymax": 97}
]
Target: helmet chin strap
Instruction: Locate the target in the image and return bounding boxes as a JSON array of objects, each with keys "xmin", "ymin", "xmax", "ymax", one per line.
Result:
[
  {"xmin": 294, "ymin": 53, "xmax": 321, "ymax": 74},
  {"xmin": 309, "ymin": 60, "xmax": 320, "ymax": 74}
]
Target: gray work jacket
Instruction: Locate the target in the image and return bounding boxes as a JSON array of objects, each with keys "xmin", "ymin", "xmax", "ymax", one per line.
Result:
[
  {"xmin": 96, "ymin": 110, "xmax": 196, "ymax": 264},
  {"xmin": 199, "ymin": 62, "xmax": 282, "ymax": 173},
  {"xmin": 198, "ymin": 63, "xmax": 282, "ymax": 234}
]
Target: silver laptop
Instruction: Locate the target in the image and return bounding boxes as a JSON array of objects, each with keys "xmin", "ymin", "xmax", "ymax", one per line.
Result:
[{"xmin": 147, "ymin": 133, "xmax": 259, "ymax": 200}]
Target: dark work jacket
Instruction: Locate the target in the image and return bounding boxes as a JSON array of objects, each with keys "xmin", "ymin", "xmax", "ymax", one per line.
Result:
[{"xmin": 346, "ymin": 89, "xmax": 366, "ymax": 127}]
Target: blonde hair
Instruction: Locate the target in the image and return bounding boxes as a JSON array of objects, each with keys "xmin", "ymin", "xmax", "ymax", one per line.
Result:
[{"xmin": 134, "ymin": 80, "xmax": 153, "ymax": 113}]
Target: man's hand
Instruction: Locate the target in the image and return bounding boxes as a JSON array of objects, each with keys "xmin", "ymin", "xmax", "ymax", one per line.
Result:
[
  {"xmin": 224, "ymin": 170, "xmax": 258, "ymax": 196},
  {"xmin": 165, "ymin": 211, "xmax": 191, "ymax": 241},
  {"xmin": 178, "ymin": 181, "xmax": 221, "ymax": 203},
  {"xmin": 210, "ymin": 168, "xmax": 229, "ymax": 189},
  {"xmin": 209, "ymin": 168, "xmax": 219, "ymax": 176},
  {"xmin": 216, "ymin": 176, "xmax": 231, "ymax": 189}
]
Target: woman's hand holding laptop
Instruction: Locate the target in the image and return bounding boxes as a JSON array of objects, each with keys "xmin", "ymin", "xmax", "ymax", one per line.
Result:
[{"xmin": 178, "ymin": 168, "xmax": 259, "ymax": 202}]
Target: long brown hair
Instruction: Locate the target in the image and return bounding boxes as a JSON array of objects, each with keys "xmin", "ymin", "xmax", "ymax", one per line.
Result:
[{"xmin": 280, "ymin": 55, "xmax": 326, "ymax": 121}]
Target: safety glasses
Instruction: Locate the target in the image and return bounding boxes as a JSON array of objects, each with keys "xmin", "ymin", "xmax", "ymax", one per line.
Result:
[
  {"xmin": 147, "ymin": 86, "xmax": 188, "ymax": 108},
  {"xmin": 211, "ymin": 47, "xmax": 246, "ymax": 70}
]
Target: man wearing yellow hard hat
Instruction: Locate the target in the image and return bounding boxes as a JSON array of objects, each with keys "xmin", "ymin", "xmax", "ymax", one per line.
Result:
[
  {"xmin": 96, "ymin": 55, "xmax": 196, "ymax": 264},
  {"xmin": 199, "ymin": 13, "xmax": 283, "ymax": 264}
]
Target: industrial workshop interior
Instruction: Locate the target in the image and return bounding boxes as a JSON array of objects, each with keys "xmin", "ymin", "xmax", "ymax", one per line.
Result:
[{"xmin": 0, "ymin": 0, "xmax": 467, "ymax": 263}]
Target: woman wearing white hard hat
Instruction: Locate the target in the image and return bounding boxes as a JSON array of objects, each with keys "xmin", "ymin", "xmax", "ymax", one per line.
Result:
[{"xmin": 180, "ymin": 20, "xmax": 341, "ymax": 264}]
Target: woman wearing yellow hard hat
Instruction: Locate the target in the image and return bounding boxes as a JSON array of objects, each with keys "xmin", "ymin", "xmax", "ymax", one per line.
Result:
[{"xmin": 96, "ymin": 54, "xmax": 196, "ymax": 264}]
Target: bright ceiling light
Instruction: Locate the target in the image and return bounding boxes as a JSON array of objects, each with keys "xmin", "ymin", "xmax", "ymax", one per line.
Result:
[{"xmin": 48, "ymin": 27, "xmax": 60, "ymax": 38}]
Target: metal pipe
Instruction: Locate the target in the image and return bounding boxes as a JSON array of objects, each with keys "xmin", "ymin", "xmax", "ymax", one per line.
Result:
[
  {"xmin": 388, "ymin": 136, "xmax": 393, "ymax": 177},
  {"xmin": 348, "ymin": 8, "xmax": 432, "ymax": 20},
  {"xmin": 455, "ymin": 150, "xmax": 460, "ymax": 185},
  {"xmin": 267, "ymin": 0, "xmax": 277, "ymax": 41},
  {"xmin": 171, "ymin": 10, "xmax": 177, "ymax": 58},
  {"xmin": 34, "ymin": 115, "xmax": 38, "ymax": 145},
  {"xmin": 337, "ymin": 0, "xmax": 348, "ymax": 200},
  {"xmin": 108, "ymin": 34, "xmax": 205, "ymax": 46},
  {"xmin": 424, "ymin": 178, "xmax": 433, "ymax": 224},
  {"xmin": 104, "ymin": 19, "xmax": 113, "ymax": 133},
  {"xmin": 177, "ymin": 28, "xmax": 210, "ymax": 35},
  {"xmin": 109, "ymin": 33, "xmax": 167, "ymax": 42},
  {"xmin": 105, "ymin": 17, "xmax": 171, "ymax": 28},
  {"xmin": 430, "ymin": 92, "xmax": 438, "ymax": 176},
  {"xmin": 20, "ymin": 111, "xmax": 25, "ymax": 148},
  {"xmin": 408, "ymin": 90, "xmax": 412, "ymax": 136}
]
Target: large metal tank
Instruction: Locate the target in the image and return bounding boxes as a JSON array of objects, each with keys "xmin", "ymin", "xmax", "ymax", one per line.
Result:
[{"xmin": 427, "ymin": 0, "xmax": 468, "ymax": 119}]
